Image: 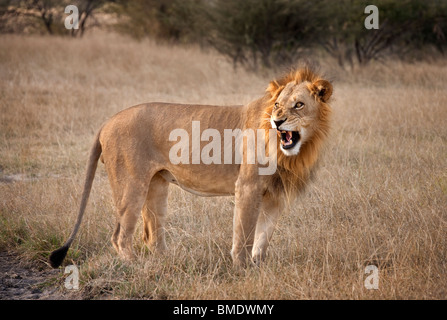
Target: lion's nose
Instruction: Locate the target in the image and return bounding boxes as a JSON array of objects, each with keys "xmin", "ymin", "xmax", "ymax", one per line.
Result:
[{"xmin": 273, "ymin": 118, "xmax": 287, "ymax": 129}]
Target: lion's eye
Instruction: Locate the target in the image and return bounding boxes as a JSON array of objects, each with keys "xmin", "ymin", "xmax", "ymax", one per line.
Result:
[
  {"xmin": 274, "ymin": 102, "xmax": 279, "ymax": 109},
  {"xmin": 294, "ymin": 102, "xmax": 304, "ymax": 109}
]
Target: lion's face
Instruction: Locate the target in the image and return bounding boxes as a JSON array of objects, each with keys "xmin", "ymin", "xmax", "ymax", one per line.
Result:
[{"xmin": 270, "ymin": 80, "xmax": 332, "ymax": 156}]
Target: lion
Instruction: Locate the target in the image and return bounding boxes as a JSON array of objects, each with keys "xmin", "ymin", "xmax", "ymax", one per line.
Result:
[{"xmin": 49, "ymin": 67, "xmax": 333, "ymax": 268}]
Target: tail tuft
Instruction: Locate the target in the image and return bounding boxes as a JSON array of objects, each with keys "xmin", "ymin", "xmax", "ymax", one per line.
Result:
[{"xmin": 49, "ymin": 245, "xmax": 69, "ymax": 268}]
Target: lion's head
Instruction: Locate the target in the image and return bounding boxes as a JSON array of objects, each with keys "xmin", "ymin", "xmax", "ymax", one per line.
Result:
[{"xmin": 261, "ymin": 67, "xmax": 333, "ymax": 196}]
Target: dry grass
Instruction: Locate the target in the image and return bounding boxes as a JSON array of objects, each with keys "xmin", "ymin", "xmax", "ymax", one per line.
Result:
[{"xmin": 1, "ymin": 32, "xmax": 446, "ymax": 299}]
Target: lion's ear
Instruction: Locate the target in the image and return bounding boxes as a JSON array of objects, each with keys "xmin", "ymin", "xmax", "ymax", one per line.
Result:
[
  {"xmin": 266, "ymin": 81, "xmax": 285, "ymax": 100},
  {"xmin": 312, "ymin": 79, "xmax": 333, "ymax": 103}
]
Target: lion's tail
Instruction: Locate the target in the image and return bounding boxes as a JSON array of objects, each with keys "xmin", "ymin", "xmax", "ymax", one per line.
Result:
[{"xmin": 49, "ymin": 129, "xmax": 102, "ymax": 268}]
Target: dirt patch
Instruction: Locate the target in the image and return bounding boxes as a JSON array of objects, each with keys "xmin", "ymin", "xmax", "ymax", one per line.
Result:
[{"xmin": 0, "ymin": 251, "xmax": 78, "ymax": 300}]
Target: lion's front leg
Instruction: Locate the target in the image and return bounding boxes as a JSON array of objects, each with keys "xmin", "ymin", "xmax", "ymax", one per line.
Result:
[
  {"xmin": 231, "ymin": 178, "xmax": 264, "ymax": 268},
  {"xmin": 251, "ymin": 192, "xmax": 283, "ymax": 265}
]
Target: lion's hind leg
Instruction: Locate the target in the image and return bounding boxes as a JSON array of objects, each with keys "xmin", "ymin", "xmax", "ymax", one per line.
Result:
[
  {"xmin": 142, "ymin": 173, "xmax": 169, "ymax": 253},
  {"xmin": 109, "ymin": 177, "xmax": 152, "ymax": 261}
]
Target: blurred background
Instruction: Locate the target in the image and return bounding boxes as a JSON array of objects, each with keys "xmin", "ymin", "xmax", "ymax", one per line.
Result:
[
  {"xmin": 1, "ymin": 0, "xmax": 446, "ymax": 70},
  {"xmin": 1, "ymin": 0, "xmax": 447, "ymax": 300}
]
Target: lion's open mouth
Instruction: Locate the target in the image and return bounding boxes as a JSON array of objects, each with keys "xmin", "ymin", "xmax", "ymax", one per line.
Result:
[{"xmin": 277, "ymin": 130, "xmax": 300, "ymax": 149}]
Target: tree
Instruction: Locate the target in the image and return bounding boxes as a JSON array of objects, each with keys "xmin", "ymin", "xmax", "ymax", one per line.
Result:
[
  {"xmin": 1, "ymin": 0, "xmax": 112, "ymax": 36},
  {"xmin": 70, "ymin": 0, "xmax": 112, "ymax": 37},
  {"xmin": 1, "ymin": 0, "xmax": 62, "ymax": 34},
  {"xmin": 112, "ymin": 0, "xmax": 205, "ymax": 42},
  {"xmin": 205, "ymin": 0, "xmax": 315, "ymax": 70},
  {"xmin": 30, "ymin": 0, "xmax": 55, "ymax": 34},
  {"xmin": 314, "ymin": 0, "xmax": 447, "ymax": 67}
]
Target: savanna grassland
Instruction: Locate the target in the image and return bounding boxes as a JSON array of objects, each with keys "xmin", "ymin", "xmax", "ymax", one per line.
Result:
[{"xmin": 0, "ymin": 33, "xmax": 446, "ymax": 299}]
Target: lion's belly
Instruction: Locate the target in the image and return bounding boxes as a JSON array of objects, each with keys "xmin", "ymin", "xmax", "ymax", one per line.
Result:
[{"xmin": 159, "ymin": 167, "xmax": 238, "ymax": 196}]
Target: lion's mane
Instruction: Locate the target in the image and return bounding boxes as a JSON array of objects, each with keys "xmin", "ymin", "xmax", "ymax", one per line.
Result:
[{"xmin": 260, "ymin": 67, "xmax": 332, "ymax": 200}]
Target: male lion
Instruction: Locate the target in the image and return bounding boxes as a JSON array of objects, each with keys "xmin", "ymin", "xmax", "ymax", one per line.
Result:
[{"xmin": 49, "ymin": 67, "xmax": 332, "ymax": 268}]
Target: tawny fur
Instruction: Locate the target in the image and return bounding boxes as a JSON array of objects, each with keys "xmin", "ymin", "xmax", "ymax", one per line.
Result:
[
  {"xmin": 49, "ymin": 67, "xmax": 333, "ymax": 269},
  {"xmin": 262, "ymin": 67, "xmax": 332, "ymax": 199}
]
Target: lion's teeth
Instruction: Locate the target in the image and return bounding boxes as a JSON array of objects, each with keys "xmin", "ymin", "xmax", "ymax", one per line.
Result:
[{"xmin": 281, "ymin": 139, "xmax": 292, "ymax": 146}]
